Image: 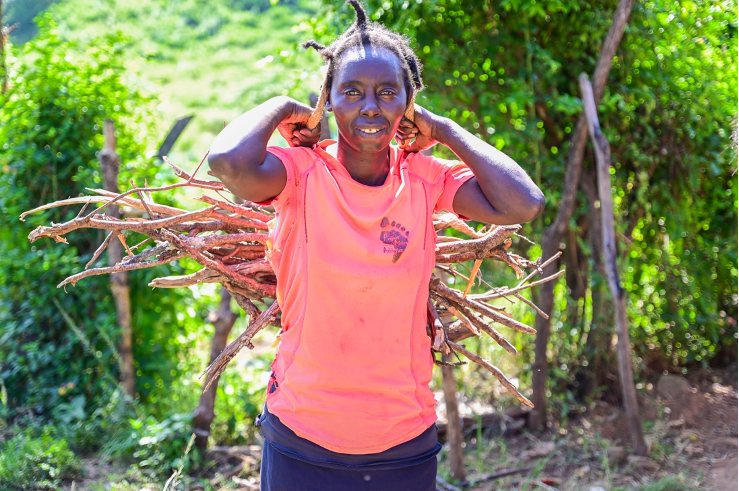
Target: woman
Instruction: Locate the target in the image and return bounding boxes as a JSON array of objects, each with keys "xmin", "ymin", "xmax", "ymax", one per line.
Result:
[{"xmin": 208, "ymin": 2, "xmax": 544, "ymax": 489}]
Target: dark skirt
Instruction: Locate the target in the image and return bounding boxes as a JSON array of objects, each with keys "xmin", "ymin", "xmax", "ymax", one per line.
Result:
[{"xmin": 257, "ymin": 405, "xmax": 440, "ymax": 491}]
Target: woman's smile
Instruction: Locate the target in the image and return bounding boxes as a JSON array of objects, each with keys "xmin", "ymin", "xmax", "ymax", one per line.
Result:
[{"xmin": 355, "ymin": 126, "xmax": 386, "ymax": 136}]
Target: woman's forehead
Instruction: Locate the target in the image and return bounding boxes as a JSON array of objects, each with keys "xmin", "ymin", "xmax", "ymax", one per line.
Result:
[{"xmin": 334, "ymin": 45, "xmax": 404, "ymax": 85}]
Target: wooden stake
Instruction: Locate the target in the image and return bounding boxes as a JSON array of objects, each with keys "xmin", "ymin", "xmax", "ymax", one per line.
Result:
[
  {"xmin": 100, "ymin": 119, "xmax": 136, "ymax": 398},
  {"xmin": 193, "ymin": 288, "xmax": 238, "ymax": 450},
  {"xmin": 580, "ymin": 74, "xmax": 646, "ymax": 455}
]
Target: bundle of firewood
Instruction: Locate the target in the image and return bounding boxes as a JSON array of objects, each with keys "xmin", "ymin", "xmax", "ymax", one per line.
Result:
[{"xmin": 21, "ymin": 154, "xmax": 563, "ymax": 407}]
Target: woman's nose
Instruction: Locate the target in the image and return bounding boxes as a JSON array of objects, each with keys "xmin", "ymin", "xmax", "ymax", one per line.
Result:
[{"xmin": 360, "ymin": 94, "xmax": 381, "ymax": 117}]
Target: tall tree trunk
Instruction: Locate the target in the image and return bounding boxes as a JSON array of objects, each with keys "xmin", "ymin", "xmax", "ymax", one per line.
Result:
[
  {"xmin": 193, "ymin": 288, "xmax": 238, "ymax": 450},
  {"xmin": 100, "ymin": 119, "xmax": 135, "ymax": 397},
  {"xmin": 441, "ymin": 353, "xmax": 466, "ymax": 481},
  {"xmin": 580, "ymin": 74, "xmax": 646, "ymax": 455},
  {"xmin": 529, "ymin": 0, "xmax": 636, "ymax": 431}
]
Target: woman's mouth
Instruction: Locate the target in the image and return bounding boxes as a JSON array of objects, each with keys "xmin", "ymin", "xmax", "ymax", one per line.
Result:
[{"xmin": 356, "ymin": 127, "xmax": 386, "ymax": 136}]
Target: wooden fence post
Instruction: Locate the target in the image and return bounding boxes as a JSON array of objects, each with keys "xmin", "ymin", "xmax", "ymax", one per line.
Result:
[
  {"xmin": 100, "ymin": 119, "xmax": 135, "ymax": 397},
  {"xmin": 579, "ymin": 74, "xmax": 647, "ymax": 456}
]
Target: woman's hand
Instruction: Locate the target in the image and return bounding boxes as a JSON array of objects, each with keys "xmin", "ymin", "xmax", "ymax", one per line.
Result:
[
  {"xmin": 276, "ymin": 102, "xmax": 323, "ymax": 148},
  {"xmin": 395, "ymin": 104, "xmax": 440, "ymax": 153}
]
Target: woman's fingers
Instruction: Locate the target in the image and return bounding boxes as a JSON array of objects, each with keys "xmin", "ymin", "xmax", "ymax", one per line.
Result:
[
  {"xmin": 399, "ymin": 118, "xmax": 417, "ymax": 129},
  {"xmin": 291, "ymin": 125, "xmax": 321, "ymax": 147},
  {"xmin": 299, "ymin": 126, "xmax": 320, "ymax": 138},
  {"xmin": 396, "ymin": 127, "xmax": 418, "ymax": 141}
]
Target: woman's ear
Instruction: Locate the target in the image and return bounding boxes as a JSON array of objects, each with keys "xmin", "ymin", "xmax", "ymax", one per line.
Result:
[{"xmin": 325, "ymin": 99, "xmax": 332, "ymax": 112}]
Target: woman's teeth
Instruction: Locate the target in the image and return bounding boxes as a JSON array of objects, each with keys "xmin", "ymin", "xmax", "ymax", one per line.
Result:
[{"xmin": 358, "ymin": 128, "xmax": 383, "ymax": 134}]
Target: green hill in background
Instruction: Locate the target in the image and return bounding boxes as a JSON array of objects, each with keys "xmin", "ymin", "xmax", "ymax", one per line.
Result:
[{"xmin": 7, "ymin": 0, "xmax": 324, "ymax": 165}]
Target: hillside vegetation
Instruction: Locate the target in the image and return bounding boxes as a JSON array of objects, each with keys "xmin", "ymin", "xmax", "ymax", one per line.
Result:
[{"xmin": 8, "ymin": 0, "xmax": 323, "ymax": 161}]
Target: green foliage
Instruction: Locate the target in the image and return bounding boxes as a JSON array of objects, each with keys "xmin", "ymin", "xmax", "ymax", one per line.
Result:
[
  {"xmin": 0, "ymin": 14, "xmax": 156, "ymax": 421},
  {"xmin": 0, "ymin": 426, "xmax": 82, "ymax": 490},
  {"xmin": 608, "ymin": 1, "xmax": 738, "ymax": 368}
]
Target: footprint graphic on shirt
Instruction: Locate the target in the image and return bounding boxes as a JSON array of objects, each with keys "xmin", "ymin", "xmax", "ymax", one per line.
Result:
[{"xmin": 380, "ymin": 217, "xmax": 410, "ymax": 263}]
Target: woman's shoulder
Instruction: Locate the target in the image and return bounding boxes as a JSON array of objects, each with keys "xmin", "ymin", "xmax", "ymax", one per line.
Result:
[
  {"xmin": 266, "ymin": 143, "xmax": 325, "ymax": 175},
  {"xmin": 402, "ymin": 148, "xmax": 464, "ymax": 185}
]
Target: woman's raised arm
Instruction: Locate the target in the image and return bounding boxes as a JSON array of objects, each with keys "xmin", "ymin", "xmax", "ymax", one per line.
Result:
[
  {"xmin": 208, "ymin": 96, "xmax": 320, "ymax": 203},
  {"xmin": 397, "ymin": 106, "xmax": 545, "ymax": 225}
]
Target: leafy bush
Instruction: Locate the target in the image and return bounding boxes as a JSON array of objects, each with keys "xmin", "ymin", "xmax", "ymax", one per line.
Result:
[
  {"xmin": 102, "ymin": 412, "xmax": 199, "ymax": 477},
  {"xmin": 0, "ymin": 426, "xmax": 82, "ymax": 490}
]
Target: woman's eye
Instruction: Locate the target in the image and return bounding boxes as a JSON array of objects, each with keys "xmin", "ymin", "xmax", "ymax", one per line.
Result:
[
  {"xmin": 380, "ymin": 90, "xmax": 395, "ymax": 96},
  {"xmin": 345, "ymin": 90, "xmax": 360, "ymax": 96}
]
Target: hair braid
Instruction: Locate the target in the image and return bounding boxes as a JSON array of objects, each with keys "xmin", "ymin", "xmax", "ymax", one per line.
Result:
[{"xmin": 303, "ymin": 0, "xmax": 424, "ymax": 128}]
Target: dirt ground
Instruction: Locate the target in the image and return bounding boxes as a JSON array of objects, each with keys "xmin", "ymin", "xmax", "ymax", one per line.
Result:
[
  {"xmin": 462, "ymin": 369, "xmax": 738, "ymax": 491},
  {"xmin": 65, "ymin": 369, "xmax": 737, "ymax": 491}
]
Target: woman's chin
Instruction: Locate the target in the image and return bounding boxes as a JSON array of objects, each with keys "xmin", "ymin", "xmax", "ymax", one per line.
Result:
[{"xmin": 351, "ymin": 133, "xmax": 394, "ymax": 152}]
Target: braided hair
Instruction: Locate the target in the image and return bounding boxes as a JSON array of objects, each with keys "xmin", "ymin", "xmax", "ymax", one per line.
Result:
[{"xmin": 303, "ymin": 0, "xmax": 424, "ymax": 130}]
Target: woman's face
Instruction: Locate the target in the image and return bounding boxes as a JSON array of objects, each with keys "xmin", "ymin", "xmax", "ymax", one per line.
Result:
[{"xmin": 328, "ymin": 45, "xmax": 408, "ymax": 154}]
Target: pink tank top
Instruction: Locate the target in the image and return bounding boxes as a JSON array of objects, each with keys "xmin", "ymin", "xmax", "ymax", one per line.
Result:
[{"xmin": 263, "ymin": 141, "xmax": 473, "ymax": 454}]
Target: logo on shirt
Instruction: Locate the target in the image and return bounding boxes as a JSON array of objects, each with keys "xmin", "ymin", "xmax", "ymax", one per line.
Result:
[{"xmin": 380, "ymin": 217, "xmax": 410, "ymax": 263}]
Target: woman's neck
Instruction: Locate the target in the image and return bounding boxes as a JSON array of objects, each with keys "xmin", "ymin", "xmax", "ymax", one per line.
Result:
[{"xmin": 328, "ymin": 138, "xmax": 390, "ymax": 187}]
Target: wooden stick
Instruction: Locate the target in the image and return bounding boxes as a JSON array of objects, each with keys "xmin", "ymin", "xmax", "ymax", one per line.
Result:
[
  {"xmin": 470, "ymin": 270, "xmax": 566, "ymax": 302},
  {"xmin": 432, "ymin": 279, "xmax": 536, "ymax": 335},
  {"xmin": 516, "ymin": 251, "xmax": 562, "ymax": 288},
  {"xmin": 436, "ymin": 224, "xmax": 519, "ymax": 256},
  {"xmin": 462, "ymin": 258, "xmax": 482, "ymax": 298},
  {"xmin": 29, "ymin": 206, "xmax": 218, "ymax": 242},
  {"xmin": 446, "ymin": 304, "xmax": 480, "ymax": 337},
  {"xmin": 194, "ymin": 195, "xmax": 272, "ymax": 223},
  {"xmin": 59, "ymin": 251, "xmax": 183, "ymax": 288},
  {"xmin": 85, "ymin": 231, "xmax": 115, "ymax": 269},
  {"xmin": 163, "ymin": 156, "xmax": 226, "ymax": 189},
  {"xmin": 202, "ymin": 301, "xmax": 281, "ymax": 392},
  {"xmin": 162, "ymin": 229, "xmax": 275, "ymax": 298},
  {"xmin": 433, "ymin": 293, "xmax": 515, "ymax": 354},
  {"xmin": 448, "ymin": 340, "xmax": 533, "ymax": 408},
  {"xmin": 116, "ymin": 232, "xmax": 135, "ymax": 257},
  {"xmin": 472, "ymin": 467, "xmax": 535, "ymax": 485}
]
